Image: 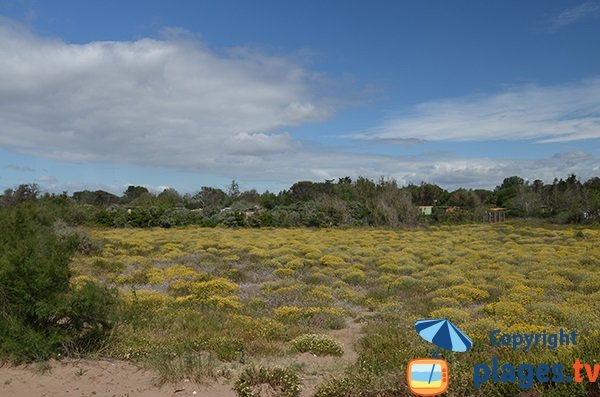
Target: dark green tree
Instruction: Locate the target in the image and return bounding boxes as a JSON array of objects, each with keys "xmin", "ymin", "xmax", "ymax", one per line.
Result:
[
  {"xmin": 0, "ymin": 203, "xmax": 117, "ymax": 361},
  {"xmin": 122, "ymin": 185, "xmax": 150, "ymax": 203}
]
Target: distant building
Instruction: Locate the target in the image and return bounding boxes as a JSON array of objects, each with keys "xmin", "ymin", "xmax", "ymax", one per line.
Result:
[
  {"xmin": 486, "ymin": 208, "xmax": 506, "ymax": 223},
  {"xmin": 418, "ymin": 206, "xmax": 433, "ymax": 216}
]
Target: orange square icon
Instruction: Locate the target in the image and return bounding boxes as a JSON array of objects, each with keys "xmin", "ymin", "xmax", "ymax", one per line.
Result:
[{"xmin": 406, "ymin": 358, "xmax": 449, "ymax": 396}]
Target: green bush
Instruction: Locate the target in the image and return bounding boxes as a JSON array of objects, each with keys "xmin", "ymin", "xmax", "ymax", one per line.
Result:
[
  {"xmin": 233, "ymin": 365, "xmax": 300, "ymax": 397},
  {"xmin": 63, "ymin": 280, "xmax": 119, "ymax": 353},
  {"xmin": 355, "ymin": 324, "xmax": 419, "ymax": 376},
  {"xmin": 314, "ymin": 370, "xmax": 405, "ymax": 397},
  {"xmin": 290, "ymin": 334, "xmax": 343, "ymax": 356},
  {"xmin": 0, "ymin": 204, "xmax": 118, "ymax": 362},
  {"xmin": 53, "ymin": 220, "xmax": 102, "ymax": 255}
]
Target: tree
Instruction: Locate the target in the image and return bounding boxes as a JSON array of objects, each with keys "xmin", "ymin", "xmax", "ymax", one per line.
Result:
[
  {"xmin": 0, "ymin": 184, "xmax": 39, "ymax": 207},
  {"xmin": 122, "ymin": 185, "xmax": 150, "ymax": 203},
  {"xmin": 258, "ymin": 191, "xmax": 278, "ymax": 210},
  {"xmin": 157, "ymin": 188, "xmax": 181, "ymax": 208},
  {"xmin": 227, "ymin": 180, "xmax": 240, "ymax": 201},
  {"xmin": 447, "ymin": 188, "xmax": 481, "ymax": 209},
  {"xmin": 508, "ymin": 186, "xmax": 542, "ymax": 217},
  {"xmin": 407, "ymin": 182, "xmax": 447, "ymax": 205},
  {"xmin": 473, "ymin": 189, "xmax": 493, "ymax": 205},
  {"xmin": 531, "ymin": 179, "xmax": 544, "ymax": 193},
  {"xmin": 239, "ymin": 189, "xmax": 260, "ymax": 203},
  {"xmin": 287, "ymin": 181, "xmax": 318, "ymax": 201},
  {"xmin": 354, "ymin": 177, "xmax": 377, "ymax": 200},
  {"xmin": 369, "ymin": 182, "xmax": 418, "ymax": 227},
  {"xmin": 494, "ymin": 176, "xmax": 526, "ymax": 207},
  {"xmin": 497, "ymin": 176, "xmax": 525, "ymax": 190},
  {"xmin": 196, "ymin": 186, "xmax": 227, "ymax": 209},
  {"xmin": 0, "ymin": 203, "xmax": 117, "ymax": 361},
  {"xmin": 548, "ymin": 175, "xmax": 586, "ymax": 223},
  {"xmin": 72, "ymin": 190, "xmax": 120, "ymax": 207}
]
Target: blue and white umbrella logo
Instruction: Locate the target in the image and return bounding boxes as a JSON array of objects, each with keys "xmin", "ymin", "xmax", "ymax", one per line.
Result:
[{"xmin": 415, "ymin": 318, "xmax": 473, "ymax": 353}]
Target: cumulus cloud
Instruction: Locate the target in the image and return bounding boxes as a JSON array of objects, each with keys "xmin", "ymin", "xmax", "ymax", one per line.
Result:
[
  {"xmin": 352, "ymin": 79, "xmax": 600, "ymax": 144},
  {"xmin": 0, "ymin": 17, "xmax": 331, "ymax": 170}
]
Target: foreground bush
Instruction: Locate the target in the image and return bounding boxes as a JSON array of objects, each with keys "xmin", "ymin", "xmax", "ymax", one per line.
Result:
[
  {"xmin": 290, "ymin": 334, "xmax": 343, "ymax": 356},
  {"xmin": 0, "ymin": 204, "xmax": 118, "ymax": 362},
  {"xmin": 233, "ymin": 365, "xmax": 300, "ymax": 397},
  {"xmin": 314, "ymin": 370, "xmax": 406, "ymax": 397}
]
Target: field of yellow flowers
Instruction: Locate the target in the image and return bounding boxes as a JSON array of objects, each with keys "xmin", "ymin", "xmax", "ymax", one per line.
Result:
[{"xmin": 72, "ymin": 223, "xmax": 600, "ymax": 396}]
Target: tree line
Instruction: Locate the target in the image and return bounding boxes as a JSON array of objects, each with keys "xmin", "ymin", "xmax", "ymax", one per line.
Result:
[{"xmin": 1, "ymin": 174, "xmax": 599, "ymax": 228}]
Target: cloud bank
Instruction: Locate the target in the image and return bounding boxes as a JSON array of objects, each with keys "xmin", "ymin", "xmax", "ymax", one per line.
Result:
[
  {"xmin": 0, "ymin": 17, "xmax": 599, "ymax": 192},
  {"xmin": 0, "ymin": 17, "xmax": 331, "ymax": 169},
  {"xmin": 352, "ymin": 79, "xmax": 600, "ymax": 144}
]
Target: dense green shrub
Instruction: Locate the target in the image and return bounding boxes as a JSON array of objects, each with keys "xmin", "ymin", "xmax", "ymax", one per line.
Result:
[
  {"xmin": 0, "ymin": 204, "xmax": 118, "ymax": 362},
  {"xmin": 63, "ymin": 280, "xmax": 119, "ymax": 353}
]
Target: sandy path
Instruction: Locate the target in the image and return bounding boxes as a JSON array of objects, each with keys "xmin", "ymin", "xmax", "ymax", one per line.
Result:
[{"xmin": 0, "ymin": 319, "xmax": 364, "ymax": 397}]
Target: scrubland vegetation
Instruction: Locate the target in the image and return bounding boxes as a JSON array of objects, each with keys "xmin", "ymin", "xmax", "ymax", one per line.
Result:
[
  {"xmin": 4, "ymin": 174, "xmax": 599, "ymax": 229},
  {"xmin": 68, "ymin": 224, "xmax": 600, "ymax": 396},
  {"xmin": 1, "ymin": 182, "xmax": 600, "ymax": 396}
]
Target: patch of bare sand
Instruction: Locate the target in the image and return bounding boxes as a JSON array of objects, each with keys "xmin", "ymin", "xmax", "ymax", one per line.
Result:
[
  {"xmin": 0, "ymin": 359, "xmax": 231, "ymax": 397},
  {"xmin": 260, "ymin": 318, "xmax": 365, "ymax": 397},
  {"xmin": 0, "ymin": 319, "xmax": 364, "ymax": 397}
]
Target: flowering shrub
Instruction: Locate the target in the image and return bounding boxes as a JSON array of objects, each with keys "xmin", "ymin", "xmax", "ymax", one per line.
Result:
[
  {"xmin": 341, "ymin": 269, "xmax": 366, "ymax": 285},
  {"xmin": 164, "ymin": 264, "xmax": 196, "ymax": 280},
  {"xmin": 76, "ymin": 224, "xmax": 600, "ymax": 394},
  {"xmin": 233, "ymin": 366, "xmax": 300, "ymax": 397},
  {"xmin": 274, "ymin": 306, "xmax": 346, "ymax": 329},
  {"xmin": 290, "ymin": 334, "xmax": 344, "ymax": 356},
  {"xmin": 319, "ymin": 255, "xmax": 346, "ymax": 266},
  {"xmin": 484, "ymin": 301, "xmax": 527, "ymax": 323},
  {"xmin": 431, "ymin": 285, "xmax": 490, "ymax": 304},
  {"xmin": 429, "ymin": 307, "xmax": 470, "ymax": 323},
  {"xmin": 274, "ymin": 268, "xmax": 297, "ymax": 278}
]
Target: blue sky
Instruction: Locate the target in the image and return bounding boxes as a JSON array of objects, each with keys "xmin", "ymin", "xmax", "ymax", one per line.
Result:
[{"xmin": 0, "ymin": 1, "xmax": 599, "ymax": 194}]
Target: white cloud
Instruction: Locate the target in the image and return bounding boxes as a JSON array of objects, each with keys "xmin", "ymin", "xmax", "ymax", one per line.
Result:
[
  {"xmin": 0, "ymin": 18, "xmax": 332, "ymax": 171},
  {"xmin": 1, "ymin": 17, "xmax": 599, "ymax": 194},
  {"xmin": 223, "ymin": 132, "xmax": 300, "ymax": 155},
  {"xmin": 352, "ymin": 79, "xmax": 600, "ymax": 143},
  {"xmin": 31, "ymin": 150, "xmax": 600, "ymax": 194},
  {"xmin": 547, "ymin": 2, "xmax": 600, "ymax": 32}
]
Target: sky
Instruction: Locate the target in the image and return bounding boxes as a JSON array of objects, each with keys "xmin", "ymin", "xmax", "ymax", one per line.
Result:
[{"xmin": 0, "ymin": 0, "xmax": 599, "ymax": 195}]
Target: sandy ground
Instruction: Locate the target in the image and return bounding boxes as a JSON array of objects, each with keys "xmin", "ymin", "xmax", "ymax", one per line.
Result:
[
  {"xmin": 0, "ymin": 358, "xmax": 229, "ymax": 397},
  {"xmin": 0, "ymin": 320, "xmax": 363, "ymax": 397}
]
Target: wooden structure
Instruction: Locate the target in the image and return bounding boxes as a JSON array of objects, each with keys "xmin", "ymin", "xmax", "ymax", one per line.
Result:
[{"xmin": 486, "ymin": 208, "xmax": 506, "ymax": 223}]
